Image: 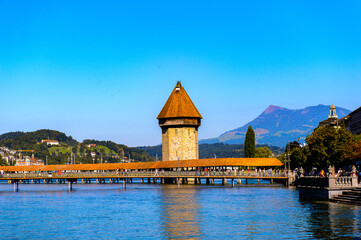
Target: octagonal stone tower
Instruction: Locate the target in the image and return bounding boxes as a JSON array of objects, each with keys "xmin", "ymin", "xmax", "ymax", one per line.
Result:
[{"xmin": 157, "ymin": 81, "xmax": 202, "ymax": 161}]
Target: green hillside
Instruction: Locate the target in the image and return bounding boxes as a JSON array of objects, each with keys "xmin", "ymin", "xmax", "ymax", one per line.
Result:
[{"xmin": 0, "ymin": 129, "xmax": 154, "ymax": 165}]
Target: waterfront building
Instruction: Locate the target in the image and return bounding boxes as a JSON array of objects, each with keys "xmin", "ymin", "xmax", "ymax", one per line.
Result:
[
  {"xmin": 347, "ymin": 106, "xmax": 361, "ymax": 135},
  {"xmin": 318, "ymin": 105, "xmax": 341, "ymax": 128},
  {"xmin": 157, "ymin": 81, "xmax": 202, "ymax": 161},
  {"xmin": 15, "ymin": 154, "xmax": 44, "ymax": 166},
  {"xmin": 318, "ymin": 105, "xmax": 361, "ymax": 135}
]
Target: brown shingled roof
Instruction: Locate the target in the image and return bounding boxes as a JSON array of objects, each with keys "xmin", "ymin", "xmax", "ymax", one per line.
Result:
[{"xmin": 157, "ymin": 81, "xmax": 202, "ymax": 119}]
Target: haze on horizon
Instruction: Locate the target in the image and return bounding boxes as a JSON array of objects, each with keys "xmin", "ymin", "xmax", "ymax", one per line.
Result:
[{"xmin": 1, "ymin": 1, "xmax": 360, "ymax": 147}]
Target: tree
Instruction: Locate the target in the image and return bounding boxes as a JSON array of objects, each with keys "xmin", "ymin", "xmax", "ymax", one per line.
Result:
[
  {"xmin": 244, "ymin": 126, "xmax": 255, "ymax": 158},
  {"xmin": 255, "ymin": 147, "xmax": 272, "ymax": 158},
  {"xmin": 0, "ymin": 155, "xmax": 8, "ymax": 166},
  {"xmin": 305, "ymin": 125, "xmax": 352, "ymax": 169},
  {"xmin": 286, "ymin": 141, "xmax": 300, "ymax": 152},
  {"xmin": 343, "ymin": 134, "xmax": 361, "ymax": 163},
  {"xmin": 282, "ymin": 141, "xmax": 307, "ymax": 169},
  {"xmin": 72, "ymin": 146, "xmax": 77, "ymax": 155},
  {"xmin": 290, "ymin": 146, "xmax": 307, "ymax": 169}
]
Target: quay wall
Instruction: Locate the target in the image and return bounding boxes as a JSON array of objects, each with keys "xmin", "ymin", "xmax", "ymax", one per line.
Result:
[{"xmin": 297, "ymin": 176, "xmax": 359, "ymax": 200}]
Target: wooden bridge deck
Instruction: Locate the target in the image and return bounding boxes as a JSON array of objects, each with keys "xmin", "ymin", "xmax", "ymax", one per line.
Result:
[
  {"xmin": 1, "ymin": 171, "xmax": 290, "ymax": 191},
  {"xmin": 1, "ymin": 171, "xmax": 288, "ymax": 181}
]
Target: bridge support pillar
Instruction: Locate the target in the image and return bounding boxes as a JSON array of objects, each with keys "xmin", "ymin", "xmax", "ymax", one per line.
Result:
[
  {"xmin": 148, "ymin": 178, "xmax": 151, "ymax": 183},
  {"xmin": 195, "ymin": 178, "xmax": 199, "ymax": 184},
  {"xmin": 14, "ymin": 181, "xmax": 19, "ymax": 192},
  {"xmin": 68, "ymin": 181, "xmax": 73, "ymax": 191},
  {"xmin": 258, "ymin": 179, "xmax": 260, "ymax": 184},
  {"xmin": 245, "ymin": 179, "xmax": 248, "ymax": 184},
  {"xmin": 123, "ymin": 178, "xmax": 126, "ymax": 190},
  {"xmin": 237, "ymin": 179, "xmax": 241, "ymax": 184},
  {"xmin": 232, "ymin": 179, "xmax": 234, "ymax": 187},
  {"xmin": 211, "ymin": 179, "xmax": 214, "ymax": 185},
  {"xmin": 222, "ymin": 178, "xmax": 227, "ymax": 185},
  {"xmin": 141, "ymin": 178, "xmax": 144, "ymax": 184},
  {"xmin": 206, "ymin": 178, "xmax": 210, "ymax": 185},
  {"xmin": 271, "ymin": 179, "xmax": 273, "ymax": 184}
]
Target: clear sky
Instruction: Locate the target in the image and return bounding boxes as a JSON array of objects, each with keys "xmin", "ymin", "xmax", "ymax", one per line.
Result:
[{"xmin": 0, "ymin": 0, "xmax": 360, "ymax": 146}]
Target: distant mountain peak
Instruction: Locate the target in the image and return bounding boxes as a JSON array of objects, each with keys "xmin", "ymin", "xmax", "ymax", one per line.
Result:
[
  {"xmin": 201, "ymin": 104, "xmax": 351, "ymax": 147},
  {"xmin": 263, "ymin": 105, "xmax": 284, "ymax": 114}
]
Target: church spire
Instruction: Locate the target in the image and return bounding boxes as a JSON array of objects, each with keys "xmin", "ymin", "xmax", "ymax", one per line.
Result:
[{"xmin": 329, "ymin": 104, "xmax": 338, "ymax": 119}]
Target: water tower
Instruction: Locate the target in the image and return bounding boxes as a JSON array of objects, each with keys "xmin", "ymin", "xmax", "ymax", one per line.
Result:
[{"xmin": 157, "ymin": 81, "xmax": 202, "ymax": 161}]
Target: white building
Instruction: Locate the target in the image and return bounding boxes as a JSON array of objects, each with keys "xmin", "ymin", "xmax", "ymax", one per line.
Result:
[{"xmin": 41, "ymin": 140, "xmax": 60, "ymax": 146}]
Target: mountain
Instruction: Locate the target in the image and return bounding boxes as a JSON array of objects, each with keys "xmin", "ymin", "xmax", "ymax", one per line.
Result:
[{"xmin": 200, "ymin": 104, "xmax": 351, "ymax": 147}]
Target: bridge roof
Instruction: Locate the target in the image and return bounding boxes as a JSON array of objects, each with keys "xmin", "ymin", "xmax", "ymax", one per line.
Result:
[
  {"xmin": 157, "ymin": 81, "xmax": 202, "ymax": 119},
  {"xmin": 0, "ymin": 158, "xmax": 283, "ymax": 172}
]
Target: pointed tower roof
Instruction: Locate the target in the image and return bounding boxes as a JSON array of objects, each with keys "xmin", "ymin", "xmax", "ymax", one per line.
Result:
[{"xmin": 157, "ymin": 81, "xmax": 203, "ymax": 119}]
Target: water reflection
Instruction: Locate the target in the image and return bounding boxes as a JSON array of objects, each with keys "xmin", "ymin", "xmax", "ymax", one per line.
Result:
[
  {"xmin": 160, "ymin": 185, "xmax": 203, "ymax": 239},
  {"xmin": 301, "ymin": 200, "xmax": 361, "ymax": 239}
]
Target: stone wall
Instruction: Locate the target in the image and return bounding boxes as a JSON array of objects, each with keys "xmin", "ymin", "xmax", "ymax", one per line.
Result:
[
  {"xmin": 297, "ymin": 176, "xmax": 359, "ymax": 200},
  {"xmin": 162, "ymin": 126, "xmax": 198, "ymax": 161}
]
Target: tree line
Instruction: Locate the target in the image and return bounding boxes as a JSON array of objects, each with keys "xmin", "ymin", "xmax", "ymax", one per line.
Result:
[{"xmin": 279, "ymin": 125, "xmax": 361, "ymax": 171}]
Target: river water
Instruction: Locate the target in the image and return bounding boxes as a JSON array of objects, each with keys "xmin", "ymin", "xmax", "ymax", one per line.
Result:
[{"xmin": 0, "ymin": 180, "xmax": 360, "ymax": 239}]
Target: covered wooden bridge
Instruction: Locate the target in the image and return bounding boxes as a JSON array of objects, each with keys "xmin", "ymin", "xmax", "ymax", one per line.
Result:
[
  {"xmin": 0, "ymin": 158, "xmax": 288, "ymax": 191},
  {"xmin": 0, "ymin": 157, "xmax": 283, "ymax": 172}
]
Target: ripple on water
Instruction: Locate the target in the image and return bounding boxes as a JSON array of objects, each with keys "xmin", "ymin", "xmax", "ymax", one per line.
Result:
[{"xmin": 0, "ymin": 184, "xmax": 360, "ymax": 239}]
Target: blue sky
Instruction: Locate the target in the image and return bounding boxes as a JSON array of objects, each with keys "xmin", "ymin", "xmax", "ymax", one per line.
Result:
[{"xmin": 0, "ymin": 0, "xmax": 360, "ymax": 146}]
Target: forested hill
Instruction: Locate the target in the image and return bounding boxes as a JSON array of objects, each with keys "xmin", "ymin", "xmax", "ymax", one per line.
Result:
[
  {"xmin": 0, "ymin": 129, "xmax": 77, "ymax": 150},
  {"xmin": 0, "ymin": 131, "xmax": 25, "ymax": 142},
  {"xmin": 83, "ymin": 139, "xmax": 154, "ymax": 162},
  {"xmin": 0, "ymin": 129, "xmax": 154, "ymax": 164},
  {"xmin": 138, "ymin": 143, "xmax": 283, "ymax": 160}
]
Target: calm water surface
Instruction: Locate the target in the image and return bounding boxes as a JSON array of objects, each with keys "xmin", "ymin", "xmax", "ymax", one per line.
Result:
[{"xmin": 0, "ymin": 181, "xmax": 360, "ymax": 239}]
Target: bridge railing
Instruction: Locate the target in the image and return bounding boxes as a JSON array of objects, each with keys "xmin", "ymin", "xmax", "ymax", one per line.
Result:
[
  {"xmin": 0, "ymin": 170, "xmax": 286, "ymax": 179},
  {"xmin": 297, "ymin": 176, "xmax": 358, "ymax": 188}
]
